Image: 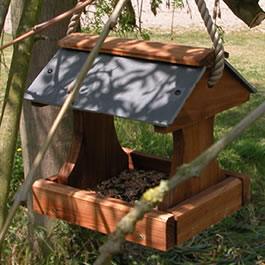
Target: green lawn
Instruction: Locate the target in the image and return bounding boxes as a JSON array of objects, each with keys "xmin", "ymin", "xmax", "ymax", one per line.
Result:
[{"xmin": 1, "ymin": 29, "xmax": 265, "ymax": 264}]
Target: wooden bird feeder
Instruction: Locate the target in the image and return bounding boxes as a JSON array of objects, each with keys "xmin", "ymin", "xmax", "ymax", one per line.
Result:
[{"xmin": 24, "ymin": 33, "xmax": 256, "ymax": 251}]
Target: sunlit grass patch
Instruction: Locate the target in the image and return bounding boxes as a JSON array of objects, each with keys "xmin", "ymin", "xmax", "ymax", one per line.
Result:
[{"xmin": 115, "ymin": 118, "xmax": 173, "ymax": 158}]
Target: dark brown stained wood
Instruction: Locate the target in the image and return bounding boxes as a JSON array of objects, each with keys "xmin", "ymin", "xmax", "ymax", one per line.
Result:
[
  {"xmin": 154, "ymin": 68, "xmax": 250, "ymax": 134},
  {"xmin": 30, "ymin": 102, "xmax": 48, "ymax": 107},
  {"xmin": 58, "ymin": 111, "xmax": 83, "ymax": 185},
  {"xmin": 169, "ymin": 177, "xmax": 242, "ymax": 244},
  {"xmin": 159, "ymin": 117, "xmax": 224, "ymax": 210},
  {"xmin": 123, "ymin": 148, "xmax": 171, "ymax": 173},
  {"xmin": 33, "ymin": 178, "xmax": 176, "ymax": 251},
  {"xmin": 58, "ymin": 111, "xmax": 128, "ymax": 189},
  {"xmin": 58, "ymin": 33, "xmax": 221, "ymax": 67},
  {"xmin": 224, "ymin": 171, "xmax": 251, "ymax": 205}
]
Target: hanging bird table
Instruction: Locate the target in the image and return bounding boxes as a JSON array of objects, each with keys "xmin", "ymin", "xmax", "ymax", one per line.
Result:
[{"xmin": 24, "ymin": 32, "xmax": 256, "ymax": 251}]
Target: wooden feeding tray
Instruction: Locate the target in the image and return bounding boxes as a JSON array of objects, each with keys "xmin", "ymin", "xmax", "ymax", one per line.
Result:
[{"xmin": 25, "ymin": 33, "xmax": 255, "ymax": 251}]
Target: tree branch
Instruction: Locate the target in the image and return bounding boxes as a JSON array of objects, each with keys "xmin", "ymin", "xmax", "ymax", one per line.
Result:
[
  {"xmin": 94, "ymin": 99, "xmax": 265, "ymax": 265},
  {"xmin": 0, "ymin": 0, "xmax": 96, "ymax": 51},
  {"xmin": 223, "ymin": 0, "xmax": 265, "ymax": 28}
]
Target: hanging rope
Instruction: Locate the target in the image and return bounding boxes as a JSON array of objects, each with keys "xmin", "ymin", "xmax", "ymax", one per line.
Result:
[
  {"xmin": 195, "ymin": 0, "xmax": 224, "ymax": 87},
  {"xmin": 67, "ymin": 0, "xmax": 85, "ymax": 35}
]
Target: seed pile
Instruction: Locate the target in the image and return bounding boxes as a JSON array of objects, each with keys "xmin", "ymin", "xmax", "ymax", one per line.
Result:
[{"xmin": 96, "ymin": 169, "xmax": 169, "ymax": 203}]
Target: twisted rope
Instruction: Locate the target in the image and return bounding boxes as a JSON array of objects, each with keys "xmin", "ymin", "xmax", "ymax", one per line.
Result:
[
  {"xmin": 195, "ymin": 0, "xmax": 224, "ymax": 87},
  {"xmin": 67, "ymin": 0, "xmax": 85, "ymax": 35}
]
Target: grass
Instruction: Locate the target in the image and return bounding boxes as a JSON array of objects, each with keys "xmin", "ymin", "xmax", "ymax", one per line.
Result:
[{"xmin": 1, "ymin": 29, "xmax": 265, "ymax": 264}]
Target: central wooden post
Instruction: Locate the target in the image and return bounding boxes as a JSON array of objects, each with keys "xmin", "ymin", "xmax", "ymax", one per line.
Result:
[{"xmin": 159, "ymin": 116, "xmax": 225, "ymax": 210}]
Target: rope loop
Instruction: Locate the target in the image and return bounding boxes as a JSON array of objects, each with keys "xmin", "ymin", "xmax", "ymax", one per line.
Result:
[
  {"xmin": 67, "ymin": 0, "xmax": 85, "ymax": 35},
  {"xmin": 195, "ymin": 0, "xmax": 224, "ymax": 87}
]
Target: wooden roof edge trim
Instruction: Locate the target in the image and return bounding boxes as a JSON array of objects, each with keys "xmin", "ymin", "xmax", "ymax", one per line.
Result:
[{"xmin": 58, "ymin": 33, "xmax": 228, "ymax": 67}]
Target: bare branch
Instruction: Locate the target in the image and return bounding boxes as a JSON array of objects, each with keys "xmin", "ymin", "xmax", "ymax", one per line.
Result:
[{"xmin": 0, "ymin": 0, "xmax": 96, "ymax": 51}]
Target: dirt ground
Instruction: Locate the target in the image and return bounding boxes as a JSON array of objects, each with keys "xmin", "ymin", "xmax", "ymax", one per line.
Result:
[
  {"xmin": 4, "ymin": 0, "xmax": 265, "ymax": 33},
  {"xmin": 130, "ymin": 0, "xmax": 265, "ymax": 32}
]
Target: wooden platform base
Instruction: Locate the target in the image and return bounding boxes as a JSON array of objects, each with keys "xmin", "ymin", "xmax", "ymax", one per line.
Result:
[{"xmin": 32, "ymin": 169, "xmax": 248, "ymax": 251}]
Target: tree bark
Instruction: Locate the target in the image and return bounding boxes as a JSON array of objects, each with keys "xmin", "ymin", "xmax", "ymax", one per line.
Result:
[
  {"xmin": 0, "ymin": 0, "xmax": 11, "ymax": 34},
  {"xmin": 12, "ymin": 0, "xmax": 76, "ymax": 257},
  {"xmin": 223, "ymin": 0, "xmax": 265, "ymax": 28},
  {"xmin": 0, "ymin": 0, "xmax": 42, "ymax": 240}
]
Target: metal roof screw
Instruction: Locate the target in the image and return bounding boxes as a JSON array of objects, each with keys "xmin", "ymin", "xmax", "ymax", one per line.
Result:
[
  {"xmin": 175, "ymin": 89, "xmax": 181, "ymax": 96},
  {"xmin": 47, "ymin": 69, "xmax": 53, "ymax": 74},
  {"xmin": 138, "ymin": 234, "xmax": 144, "ymax": 242}
]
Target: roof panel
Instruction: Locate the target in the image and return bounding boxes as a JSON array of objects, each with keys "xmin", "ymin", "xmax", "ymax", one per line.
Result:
[{"xmin": 24, "ymin": 48, "xmax": 205, "ymax": 127}]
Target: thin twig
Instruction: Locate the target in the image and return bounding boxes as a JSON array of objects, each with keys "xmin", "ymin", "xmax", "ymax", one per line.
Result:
[
  {"xmin": 137, "ymin": 0, "xmax": 143, "ymax": 33},
  {"xmin": 0, "ymin": 0, "xmax": 129, "ymax": 245},
  {"xmin": 170, "ymin": 3, "xmax": 176, "ymax": 40},
  {"xmin": 0, "ymin": 0, "xmax": 95, "ymax": 51}
]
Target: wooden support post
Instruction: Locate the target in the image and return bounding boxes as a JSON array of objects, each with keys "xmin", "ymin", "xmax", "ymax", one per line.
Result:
[
  {"xmin": 58, "ymin": 110, "xmax": 128, "ymax": 189},
  {"xmin": 159, "ymin": 117, "xmax": 225, "ymax": 210}
]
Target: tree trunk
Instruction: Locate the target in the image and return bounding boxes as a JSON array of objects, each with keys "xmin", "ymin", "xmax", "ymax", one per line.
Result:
[
  {"xmin": 0, "ymin": 0, "xmax": 11, "ymax": 34},
  {"xmin": 12, "ymin": 0, "xmax": 75, "ymax": 258},
  {"xmin": 0, "ymin": 0, "xmax": 42, "ymax": 243}
]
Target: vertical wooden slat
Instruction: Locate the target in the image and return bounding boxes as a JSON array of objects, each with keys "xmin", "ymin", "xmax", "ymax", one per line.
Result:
[{"xmin": 159, "ymin": 117, "xmax": 224, "ymax": 210}]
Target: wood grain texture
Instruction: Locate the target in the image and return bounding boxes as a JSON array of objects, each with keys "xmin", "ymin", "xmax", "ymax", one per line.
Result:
[
  {"xmin": 58, "ymin": 33, "xmax": 219, "ymax": 67},
  {"xmin": 33, "ymin": 178, "xmax": 176, "ymax": 251},
  {"xmin": 58, "ymin": 111, "xmax": 128, "ymax": 189},
  {"xmin": 159, "ymin": 117, "xmax": 224, "ymax": 210},
  {"xmin": 57, "ymin": 111, "xmax": 83, "ymax": 185},
  {"xmin": 155, "ymin": 68, "xmax": 250, "ymax": 133},
  {"xmin": 224, "ymin": 171, "xmax": 251, "ymax": 205},
  {"xmin": 169, "ymin": 177, "xmax": 242, "ymax": 244}
]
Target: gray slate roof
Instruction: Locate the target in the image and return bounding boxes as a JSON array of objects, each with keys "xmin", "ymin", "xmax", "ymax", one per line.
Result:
[{"xmin": 24, "ymin": 48, "xmax": 255, "ymax": 127}]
